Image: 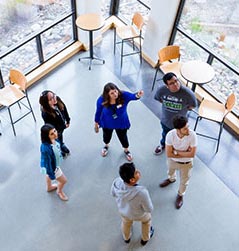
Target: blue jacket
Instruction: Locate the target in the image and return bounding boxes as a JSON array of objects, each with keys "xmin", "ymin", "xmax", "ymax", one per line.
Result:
[
  {"xmin": 40, "ymin": 141, "xmax": 61, "ymax": 180},
  {"xmin": 94, "ymin": 91, "xmax": 139, "ymax": 129}
]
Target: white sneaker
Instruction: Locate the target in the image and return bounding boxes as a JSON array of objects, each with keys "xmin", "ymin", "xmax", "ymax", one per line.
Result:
[{"xmin": 101, "ymin": 146, "xmax": 109, "ymax": 157}]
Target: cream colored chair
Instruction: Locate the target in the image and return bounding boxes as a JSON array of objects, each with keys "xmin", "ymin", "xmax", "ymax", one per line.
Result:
[
  {"xmin": 0, "ymin": 69, "xmax": 36, "ymax": 135},
  {"xmin": 151, "ymin": 45, "xmax": 181, "ymax": 91},
  {"xmin": 194, "ymin": 92, "xmax": 236, "ymax": 153},
  {"xmin": 114, "ymin": 12, "xmax": 144, "ymax": 68}
]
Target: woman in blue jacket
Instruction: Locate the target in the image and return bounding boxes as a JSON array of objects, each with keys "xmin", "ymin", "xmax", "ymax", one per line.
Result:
[
  {"xmin": 94, "ymin": 83, "xmax": 144, "ymax": 161},
  {"xmin": 40, "ymin": 124, "xmax": 68, "ymax": 201}
]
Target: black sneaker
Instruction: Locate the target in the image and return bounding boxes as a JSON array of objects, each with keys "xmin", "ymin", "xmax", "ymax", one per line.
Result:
[
  {"xmin": 141, "ymin": 226, "xmax": 154, "ymax": 246},
  {"xmin": 61, "ymin": 144, "xmax": 70, "ymax": 154},
  {"xmin": 61, "ymin": 151, "xmax": 66, "ymax": 158},
  {"xmin": 124, "ymin": 238, "xmax": 130, "ymax": 244},
  {"xmin": 154, "ymin": 145, "xmax": 165, "ymax": 155}
]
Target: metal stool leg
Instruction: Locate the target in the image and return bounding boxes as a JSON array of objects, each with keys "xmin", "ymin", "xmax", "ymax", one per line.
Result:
[
  {"xmin": 121, "ymin": 40, "xmax": 124, "ymax": 68},
  {"xmin": 114, "ymin": 28, "xmax": 116, "ymax": 54},
  {"xmin": 26, "ymin": 95, "xmax": 36, "ymax": 121},
  {"xmin": 151, "ymin": 63, "xmax": 160, "ymax": 91},
  {"xmin": 8, "ymin": 107, "xmax": 16, "ymax": 136}
]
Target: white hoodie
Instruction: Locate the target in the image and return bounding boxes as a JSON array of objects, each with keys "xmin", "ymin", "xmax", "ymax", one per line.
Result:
[{"xmin": 111, "ymin": 177, "xmax": 153, "ymax": 219}]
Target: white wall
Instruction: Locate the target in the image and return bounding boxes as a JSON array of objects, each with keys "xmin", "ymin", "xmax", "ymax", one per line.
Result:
[
  {"xmin": 75, "ymin": 0, "xmax": 102, "ymax": 45},
  {"xmin": 143, "ymin": 0, "xmax": 180, "ymax": 65}
]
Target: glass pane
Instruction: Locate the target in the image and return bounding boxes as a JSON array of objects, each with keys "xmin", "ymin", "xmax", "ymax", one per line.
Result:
[
  {"xmin": 101, "ymin": 0, "xmax": 111, "ymax": 18},
  {"xmin": 176, "ymin": 0, "xmax": 239, "ymax": 116},
  {"xmin": 174, "ymin": 32, "xmax": 208, "ymax": 62},
  {"xmin": 42, "ymin": 17, "xmax": 74, "ymax": 60},
  {"xmin": 118, "ymin": 0, "xmax": 151, "ymax": 23},
  {"xmin": 0, "ymin": 39, "xmax": 39, "ymax": 83},
  {"xmin": 118, "ymin": 0, "xmax": 151, "ymax": 36},
  {"xmin": 179, "ymin": 0, "xmax": 239, "ymax": 69},
  {"xmin": 0, "ymin": 0, "xmax": 73, "ymax": 83},
  {"xmin": 0, "ymin": 0, "xmax": 72, "ymax": 54},
  {"xmin": 175, "ymin": 31, "xmax": 239, "ymax": 115},
  {"xmin": 207, "ymin": 59, "xmax": 239, "ymax": 114}
]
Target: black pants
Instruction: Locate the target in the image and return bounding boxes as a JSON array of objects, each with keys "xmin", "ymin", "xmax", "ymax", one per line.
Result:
[
  {"xmin": 57, "ymin": 130, "xmax": 64, "ymax": 149},
  {"xmin": 103, "ymin": 128, "xmax": 129, "ymax": 148}
]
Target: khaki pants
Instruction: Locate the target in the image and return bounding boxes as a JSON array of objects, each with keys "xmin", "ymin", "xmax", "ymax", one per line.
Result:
[
  {"xmin": 167, "ymin": 159, "xmax": 193, "ymax": 196},
  {"xmin": 121, "ymin": 213, "xmax": 151, "ymax": 241}
]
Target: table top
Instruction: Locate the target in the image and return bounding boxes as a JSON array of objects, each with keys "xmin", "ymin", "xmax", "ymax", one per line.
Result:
[
  {"xmin": 76, "ymin": 13, "xmax": 104, "ymax": 32},
  {"xmin": 180, "ymin": 60, "xmax": 215, "ymax": 84}
]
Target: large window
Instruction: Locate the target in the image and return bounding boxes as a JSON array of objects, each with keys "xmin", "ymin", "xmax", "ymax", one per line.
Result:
[
  {"xmin": 0, "ymin": 0, "xmax": 75, "ymax": 84},
  {"xmin": 118, "ymin": 0, "xmax": 151, "ymax": 19},
  {"xmin": 101, "ymin": 0, "xmax": 111, "ymax": 18},
  {"xmin": 101, "ymin": 0, "xmax": 151, "ymax": 20},
  {"xmin": 179, "ymin": 0, "xmax": 239, "ymax": 68},
  {"xmin": 175, "ymin": 0, "xmax": 239, "ymax": 115}
]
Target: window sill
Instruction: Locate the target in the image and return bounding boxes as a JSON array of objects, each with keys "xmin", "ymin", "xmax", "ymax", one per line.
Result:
[{"xmin": 26, "ymin": 41, "xmax": 83, "ymax": 88}]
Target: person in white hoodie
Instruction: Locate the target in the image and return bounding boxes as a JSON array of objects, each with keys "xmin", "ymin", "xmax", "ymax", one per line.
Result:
[{"xmin": 111, "ymin": 162, "xmax": 154, "ymax": 246}]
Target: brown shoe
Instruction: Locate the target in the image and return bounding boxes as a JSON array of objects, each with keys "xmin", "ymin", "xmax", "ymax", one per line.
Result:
[
  {"xmin": 159, "ymin": 178, "xmax": 176, "ymax": 187},
  {"xmin": 175, "ymin": 194, "xmax": 183, "ymax": 209}
]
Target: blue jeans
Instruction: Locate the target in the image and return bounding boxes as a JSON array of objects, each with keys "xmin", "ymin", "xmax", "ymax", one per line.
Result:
[{"xmin": 160, "ymin": 122, "xmax": 172, "ymax": 147}]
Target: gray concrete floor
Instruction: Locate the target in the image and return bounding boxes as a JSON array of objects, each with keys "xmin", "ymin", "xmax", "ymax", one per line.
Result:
[{"xmin": 0, "ymin": 34, "xmax": 239, "ymax": 251}]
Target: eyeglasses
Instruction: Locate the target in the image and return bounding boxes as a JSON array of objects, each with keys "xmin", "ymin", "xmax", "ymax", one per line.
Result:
[{"xmin": 167, "ymin": 79, "xmax": 179, "ymax": 86}]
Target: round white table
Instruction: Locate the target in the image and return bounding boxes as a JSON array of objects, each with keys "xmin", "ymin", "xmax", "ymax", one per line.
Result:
[
  {"xmin": 76, "ymin": 13, "xmax": 105, "ymax": 70},
  {"xmin": 180, "ymin": 60, "xmax": 215, "ymax": 92}
]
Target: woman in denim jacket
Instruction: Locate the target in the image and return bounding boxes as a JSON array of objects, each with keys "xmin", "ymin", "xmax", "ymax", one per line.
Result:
[{"xmin": 40, "ymin": 124, "xmax": 68, "ymax": 201}]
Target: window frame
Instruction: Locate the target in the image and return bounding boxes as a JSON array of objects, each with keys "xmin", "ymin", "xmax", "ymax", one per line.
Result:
[
  {"xmin": 0, "ymin": 0, "xmax": 77, "ymax": 87},
  {"xmin": 169, "ymin": 0, "xmax": 239, "ymax": 117}
]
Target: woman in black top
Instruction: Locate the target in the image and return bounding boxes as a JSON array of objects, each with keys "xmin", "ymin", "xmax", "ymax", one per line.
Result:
[{"xmin": 39, "ymin": 90, "xmax": 71, "ymax": 156}]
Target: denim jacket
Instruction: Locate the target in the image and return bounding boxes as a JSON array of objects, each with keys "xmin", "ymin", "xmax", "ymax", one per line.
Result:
[{"xmin": 40, "ymin": 140, "xmax": 61, "ymax": 180}]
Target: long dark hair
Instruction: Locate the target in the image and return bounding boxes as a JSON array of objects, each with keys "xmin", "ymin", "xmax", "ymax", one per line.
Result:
[
  {"xmin": 102, "ymin": 83, "xmax": 124, "ymax": 107},
  {"xmin": 41, "ymin": 123, "xmax": 55, "ymax": 144},
  {"xmin": 39, "ymin": 90, "xmax": 65, "ymax": 117}
]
